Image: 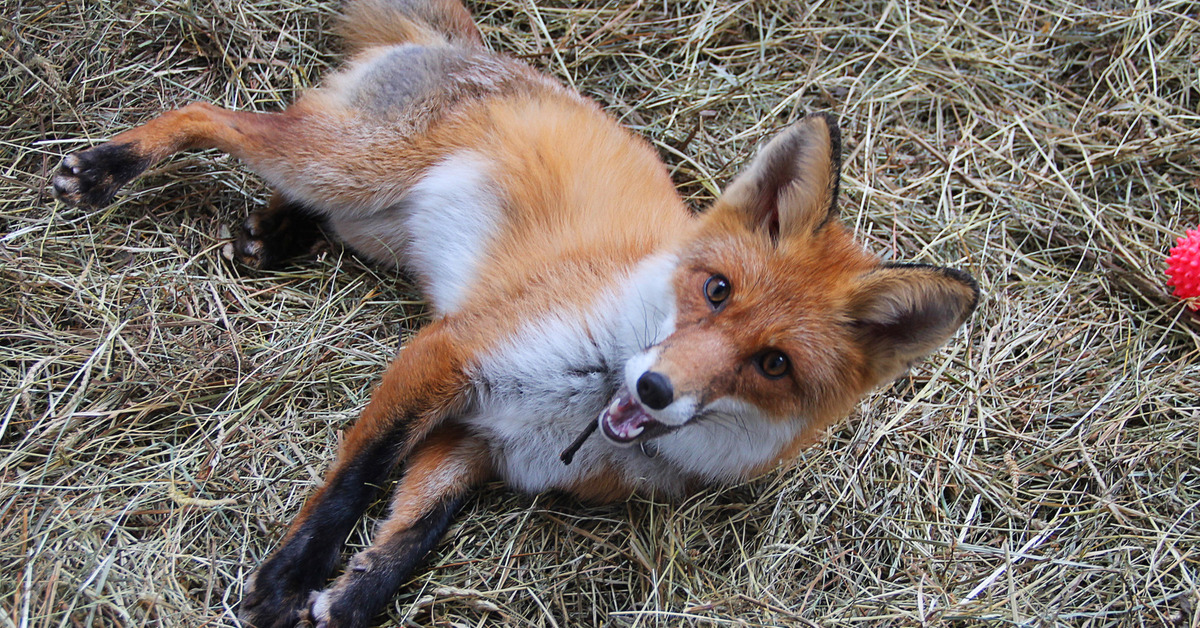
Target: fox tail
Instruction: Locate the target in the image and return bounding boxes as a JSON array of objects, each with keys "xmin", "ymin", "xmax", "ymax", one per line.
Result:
[{"xmin": 338, "ymin": 0, "xmax": 483, "ymax": 52}]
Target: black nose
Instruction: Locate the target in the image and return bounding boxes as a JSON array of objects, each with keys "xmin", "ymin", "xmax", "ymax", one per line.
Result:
[{"xmin": 636, "ymin": 371, "xmax": 674, "ymax": 410}]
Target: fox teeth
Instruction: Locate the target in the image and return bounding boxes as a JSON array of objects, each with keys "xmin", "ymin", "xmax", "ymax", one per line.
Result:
[
  {"xmin": 625, "ymin": 424, "xmax": 644, "ymax": 438},
  {"xmin": 607, "ymin": 397, "xmax": 621, "ymax": 414}
]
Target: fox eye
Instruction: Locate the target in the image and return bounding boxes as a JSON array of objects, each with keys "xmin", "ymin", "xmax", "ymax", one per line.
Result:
[
  {"xmin": 704, "ymin": 274, "xmax": 731, "ymax": 308},
  {"xmin": 758, "ymin": 350, "xmax": 790, "ymax": 379}
]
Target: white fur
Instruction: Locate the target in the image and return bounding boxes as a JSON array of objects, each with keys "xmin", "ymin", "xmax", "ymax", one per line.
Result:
[
  {"xmin": 467, "ymin": 253, "xmax": 684, "ymax": 494},
  {"xmin": 329, "ymin": 152, "xmax": 500, "ymax": 312},
  {"xmin": 401, "ymin": 153, "xmax": 499, "ymax": 313},
  {"xmin": 649, "ymin": 393, "xmax": 698, "ymax": 427},
  {"xmin": 326, "ymin": 210, "xmax": 411, "ymax": 267},
  {"xmin": 654, "ymin": 397, "xmax": 806, "ymax": 483},
  {"xmin": 310, "ymin": 590, "xmax": 332, "ymax": 625}
]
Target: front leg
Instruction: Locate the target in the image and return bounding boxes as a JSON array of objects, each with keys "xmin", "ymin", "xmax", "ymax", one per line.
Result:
[
  {"xmin": 238, "ymin": 320, "xmax": 474, "ymax": 628},
  {"xmin": 309, "ymin": 426, "xmax": 490, "ymax": 628}
]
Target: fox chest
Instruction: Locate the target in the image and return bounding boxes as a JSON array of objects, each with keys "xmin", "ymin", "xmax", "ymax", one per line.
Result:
[
  {"xmin": 460, "ymin": 255, "xmax": 690, "ymax": 496},
  {"xmin": 468, "ymin": 329, "xmax": 617, "ymax": 489},
  {"xmin": 465, "ymin": 320, "xmax": 684, "ymax": 496}
]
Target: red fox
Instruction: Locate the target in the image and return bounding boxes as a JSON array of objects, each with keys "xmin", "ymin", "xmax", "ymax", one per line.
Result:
[{"xmin": 50, "ymin": 1, "xmax": 978, "ymax": 626}]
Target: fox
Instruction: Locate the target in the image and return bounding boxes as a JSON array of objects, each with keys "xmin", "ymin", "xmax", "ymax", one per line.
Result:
[{"xmin": 49, "ymin": 0, "xmax": 979, "ymax": 626}]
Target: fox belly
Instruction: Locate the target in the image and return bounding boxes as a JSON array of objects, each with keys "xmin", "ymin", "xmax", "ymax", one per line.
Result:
[{"xmin": 328, "ymin": 151, "xmax": 502, "ymax": 313}]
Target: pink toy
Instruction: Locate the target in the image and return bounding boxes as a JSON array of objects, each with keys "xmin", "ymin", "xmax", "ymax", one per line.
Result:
[{"xmin": 1166, "ymin": 227, "xmax": 1200, "ymax": 310}]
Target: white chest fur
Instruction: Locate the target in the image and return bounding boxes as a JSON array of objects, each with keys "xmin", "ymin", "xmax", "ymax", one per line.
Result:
[{"xmin": 465, "ymin": 253, "xmax": 692, "ymax": 494}]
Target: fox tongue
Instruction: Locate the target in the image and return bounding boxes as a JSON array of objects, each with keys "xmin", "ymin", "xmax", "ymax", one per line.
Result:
[{"xmin": 600, "ymin": 390, "xmax": 655, "ymax": 443}]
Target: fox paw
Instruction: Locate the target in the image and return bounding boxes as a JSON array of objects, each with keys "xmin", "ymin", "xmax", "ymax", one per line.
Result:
[
  {"xmin": 225, "ymin": 205, "xmax": 328, "ymax": 270},
  {"xmin": 304, "ymin": 582, "xmax": 364, "ymax": 628},
  {"xmin": 229, "ymin": 212, "xmax": 278, "ymax": 270},
  {"xmin": 238, "ymin": 574, "xmax": 317, "ymax": 628},
  {"xmin": 51, "ymin": 143, "xmax": 151, "ymax": 208}
]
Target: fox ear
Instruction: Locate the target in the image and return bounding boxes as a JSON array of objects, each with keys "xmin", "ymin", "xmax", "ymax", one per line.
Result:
[
  {"xmin": 848, "ymin": 264, "xmax": 980, "ymax": 380},
  {"xmin": 715, "ymin": 113, "xmax": 842, "ymax": 242}
]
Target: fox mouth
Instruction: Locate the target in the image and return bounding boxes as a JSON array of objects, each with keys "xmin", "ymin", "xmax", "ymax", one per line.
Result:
[{"xmin": 599, "ymin": 387, "xmax": 676, "ymax": 444}]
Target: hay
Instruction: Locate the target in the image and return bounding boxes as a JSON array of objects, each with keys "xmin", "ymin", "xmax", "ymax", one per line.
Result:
[{"xmin": 3, "ymin": 0, "xmax": 1198, "ymax": 626}]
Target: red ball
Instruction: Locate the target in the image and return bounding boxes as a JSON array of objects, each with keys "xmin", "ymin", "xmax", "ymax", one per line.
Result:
[{"xmin": 1166, "ymin": 227, "xmax": 1200, "ymax": 310}]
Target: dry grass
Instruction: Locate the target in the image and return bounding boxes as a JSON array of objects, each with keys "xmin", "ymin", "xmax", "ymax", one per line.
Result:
[{"xmin": 3, "ymin": 0, "xmax": 1199, "ymax": 626}]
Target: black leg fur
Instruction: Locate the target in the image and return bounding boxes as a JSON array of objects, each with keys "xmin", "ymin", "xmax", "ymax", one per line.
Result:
[
  {"xmin": 312, "ymin": 494, "xmax": 467, "ymax": 628},
  {"xmin": 241, "ymin": 322, "xmax": 474, "ymax": 628},
  {"xmin": 51, "ymin": 142, "xmax": 153, "ymax": 208},
  {"xmin": 238, "ymin": 435, "xmax": 405, "ymax": 628}
]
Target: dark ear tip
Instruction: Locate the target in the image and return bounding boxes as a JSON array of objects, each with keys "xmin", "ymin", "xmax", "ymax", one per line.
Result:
[
  {"xmin": 935, "ymin": 266, "xmax": 982, "ymax": 315},
  {"xmin": 795, "ymin": 112, "xmax": 843, "ymax": 222},
  {"xmin": 806, "ymin": 111, "xmax": 840, "ymax": 129},
  {"xmin": 802, "ymin": 112, "xmax": 841, "ymax": 144},
  {"xmin": 880, "ymin": 262, "xmax": 982, "ymax": 319}
]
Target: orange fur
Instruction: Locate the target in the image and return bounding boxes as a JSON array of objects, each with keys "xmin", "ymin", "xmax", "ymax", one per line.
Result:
[{"xmin": 338, "ymin": 0, "xmax": 483, "ymax": 50}]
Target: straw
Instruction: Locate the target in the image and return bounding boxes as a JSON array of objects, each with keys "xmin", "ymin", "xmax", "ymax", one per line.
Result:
[{"xmin": 3, "ymin": 1, "xmax": 1198, "ymax": 626}]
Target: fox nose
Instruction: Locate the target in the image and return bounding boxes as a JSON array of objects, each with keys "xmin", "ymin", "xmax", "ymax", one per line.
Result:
[{"xmin": 636, "ymin": 371, "xmax": 674, "ymax": 410}]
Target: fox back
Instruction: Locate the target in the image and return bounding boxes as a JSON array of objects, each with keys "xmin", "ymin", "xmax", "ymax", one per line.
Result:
[{"xmin": 49, "ymin": 1, "xmax": 979, "ymax": 626}]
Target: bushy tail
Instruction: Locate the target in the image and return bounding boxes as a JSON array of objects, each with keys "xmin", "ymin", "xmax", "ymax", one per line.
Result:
[{"xmin": 338, "ymin": 0, "xmax": 483, "ymax": 53}]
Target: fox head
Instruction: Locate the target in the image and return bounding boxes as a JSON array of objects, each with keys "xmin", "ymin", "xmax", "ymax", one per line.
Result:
[{"xmin": 600, "ymin": 114, "xmax": 979, "ymax": 478}]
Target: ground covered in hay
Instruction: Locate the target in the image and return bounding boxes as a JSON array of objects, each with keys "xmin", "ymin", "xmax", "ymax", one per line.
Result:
[{"xmin": 3, "ymin": 0, "xmax": 1198, "ymax": 626}]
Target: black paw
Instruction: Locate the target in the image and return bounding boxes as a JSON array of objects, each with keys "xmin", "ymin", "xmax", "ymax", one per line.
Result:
[
  {"xmin": 51, "ymin": 142, "xmax": 151, "ymax": 208},
  {"xmin": 238, "ymin": 568, "xmax": 318, "ymax": 628},
  {"xmin": 226, "ymin": 203, "xmax": 328, "ymax": 270}
]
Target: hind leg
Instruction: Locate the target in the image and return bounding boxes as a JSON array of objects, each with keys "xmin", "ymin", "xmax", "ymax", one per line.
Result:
[
  {"xmin": 231, "ymin": 193, "xmax": 330, "ymax": 269},
  {"xmin": 50, "ymin": 100, "xmax": 427, "ymax": 213},
  {"xmin": 52, "ymin": 103, "xmax": 296, "ymax": 209},
  {"xmin": 50, "ymin": 99, "xmax": 438, "ymax": 272}
]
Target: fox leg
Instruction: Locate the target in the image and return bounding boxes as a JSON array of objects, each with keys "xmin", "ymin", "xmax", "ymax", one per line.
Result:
[
  {"xmin": 51, "ymin": 103, "xmax": 299, "ymax": 209},
  {"xmin": 308, "ymin": 425, "xmax": 490, "ymax": 628},
  {"xmin": 238, "ymin": 320, "xmax": 476, "ymax": 628},
  {"xmin": 50, "ymin": 99, "xmax": 429, "ymax": 212},
  {"xmin": 48, "ymin": 99, "xmax": 442, "ymax": 272}
]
